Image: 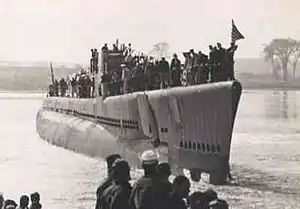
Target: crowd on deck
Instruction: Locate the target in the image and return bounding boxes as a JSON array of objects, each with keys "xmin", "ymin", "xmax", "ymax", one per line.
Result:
[
  {"xmin": 48, "ymin": 70, "xmax": 95, "ymax": 98},
  {"xmin": 101, "ymin": 42, "xmax": 238, "ymax": 97},
  {"xmin": 0, "ymin": 192, "xmax": 42, "ymax": 209},
  {"xmin": 95, "ymin": 150, "xmax": 229, "ymax": 209},
  {"xmin": 48, "ymin": 41, "xmax": 238, "ymax": 98}
]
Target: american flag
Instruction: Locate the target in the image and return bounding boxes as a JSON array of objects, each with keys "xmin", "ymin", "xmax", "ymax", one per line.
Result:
[{"xmin": 231, "ymin": 20, "xmax": 244, "ymax": 43}]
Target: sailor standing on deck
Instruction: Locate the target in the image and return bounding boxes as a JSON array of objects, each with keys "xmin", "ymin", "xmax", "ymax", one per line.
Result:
[
  {"xmin": 167, "ymin": 175, "xmax": 191, "ymax": 209},
  {"xmin": 197, "ymin": 51, "xmax": 209, "ymax": 84},
  {"xmin": 158, "ymin": 57, "xmax": 170, "ymax": 89},
  {"xmin": 226, "ymin": 42, "xmax": 238, "ymax": 80},
  {"xmin": 170, "ymin": 54, "xmax": 182, "ymax": 87},
  {"xmin": 91, "ymin": 49, "xmax": 96, "ymax": 73},
  {"xmin": 94, "ymin": 48, "xmax": 99, "ymax": 74},
  {"xmin": 216, "ymin": 43, "xmax": 226, "ymax": 81},
  {"xmin": 208, "ymin": 46, "xmax": 217, "ymax": 82},
  {"xmin": 189, "ymin": 49, "xmax": 197, "ymax": 85},
  {"xmin": 121, "ymin": 64, "xmax": 131, "ymax": 94},
  {"xmin": 124, "ymin": 43, "xmax": 132, "ymax": 57}
]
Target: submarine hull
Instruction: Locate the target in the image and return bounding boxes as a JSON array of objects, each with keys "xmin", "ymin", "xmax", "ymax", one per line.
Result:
[
  {"xmin": 36, "ymin": 81, "xmax": 242, "ymax": 184},
  {"xmin": 36, "ymin": 109, "xmax": 167, "ymax": 168}
]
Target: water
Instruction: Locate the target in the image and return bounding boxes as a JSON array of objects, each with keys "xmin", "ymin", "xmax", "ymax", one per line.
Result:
[{"xmin": 0, "ymin": 90, "xmax": 299, "ymax": 209}]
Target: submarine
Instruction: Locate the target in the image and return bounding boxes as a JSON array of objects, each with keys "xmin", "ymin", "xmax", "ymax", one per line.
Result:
[{"xmin": 36, "ymin": 42, "xmax": 242, "ymax": 185}]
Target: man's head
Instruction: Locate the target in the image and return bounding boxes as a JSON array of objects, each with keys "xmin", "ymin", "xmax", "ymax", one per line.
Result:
[
  {"xmin": 172, "ymin": 175, "xmax": 190, "ymax": 198},
  {"xmin": 19, "ymin": 195, "xmax": 29, "ymax": 208},
  {"xmin": 140, "ymin": 150, "xmax": 159, "ymax": 176},
  {"xmin": 106, "ymin": 154, "xmax": 121, "ymax": 175},
  {"xmin": 204, "ymin": 188, "xmax": 218, "ymax": 202},
  {"xmin": 30, "ymin": 192, "xmax": 40, "ymax": 203},
  {"xmin": 4, "ymin": 199, "xmax": 17, "ymax": 209},
  {"xmin": 173, "ymin": 53, "xmax": 177, "ymax": 58},
  {"xmin": 111, "ymin": 159, "xmax": 131, "ymax": 183},
  {"xmin": 157, "ymin": 162, "xmax": 171, "ymax": 180},
  {"xmin": 217, "ymin": 43, "xmax": 222, "ymax": 48},
  {"xmin": 209, "ymin": 45, "xmax": 213, "ymax": 50}
]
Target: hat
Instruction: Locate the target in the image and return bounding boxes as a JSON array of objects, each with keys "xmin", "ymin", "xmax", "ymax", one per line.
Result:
[
  {"xmin": 140, "ymin": 150, "xmax": 158, "ymax": 165},
  {"xmin": 4, "ymin": 200, "xmax": 17, "ymax": 209}
]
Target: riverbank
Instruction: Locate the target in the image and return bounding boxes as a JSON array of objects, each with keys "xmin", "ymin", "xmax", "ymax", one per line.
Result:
[
  {"xmin": 237, "ymin": 73, "xmax": 300, "ymax": 90},
  {"xmin": 1, "ymin": 83, "xmax": 300, "ymax": 93},
  {"xmin": 242, "ymin": 83, "xmax": 300, "ymax": 91}
]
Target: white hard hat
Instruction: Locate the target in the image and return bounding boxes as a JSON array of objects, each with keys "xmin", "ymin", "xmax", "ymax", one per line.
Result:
[{"xmin": 140, "ymin": 150, "xmax": 158, "ymax": 165}]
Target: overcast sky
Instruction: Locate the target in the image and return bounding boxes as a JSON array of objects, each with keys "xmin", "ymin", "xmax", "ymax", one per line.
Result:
[{"xmin": 0, "ymin": 0, "xmax": 299, "ymax": 63}]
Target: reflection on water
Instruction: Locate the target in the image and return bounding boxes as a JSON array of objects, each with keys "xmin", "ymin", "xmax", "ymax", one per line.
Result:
[
  {"xmin": 235, "ymin": 90, "xmax": 300, "ymax": 134},
  {"xmin": 265, "ymin": 91, "xmax": 298, "ymax": 120}
]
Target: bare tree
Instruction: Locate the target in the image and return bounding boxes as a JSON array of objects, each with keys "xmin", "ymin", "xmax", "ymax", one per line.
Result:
[
  {"xmin": 148, "ymin": 42, "xmax": 170, "ymax": 60},
  {"xmin": 263, "ymin": 44, "xmax": 280, "ymax": 80},
  {"xmin": 263, "ymin": 38, "xmax": 299, "ymax": 82},
  {"xmin": 289, "ymin": 45, "xmax": 300, "ymax": 79}
]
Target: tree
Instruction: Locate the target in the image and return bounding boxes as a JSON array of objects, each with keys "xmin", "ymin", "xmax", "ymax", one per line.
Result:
[
  {"xmin": 263, "ymin": 38, "xmax": 300, "ymax": 82},
  {"xmin": 290, "ymin": 49, "xmax": 300, "ymax": 79},
  {"xmin": 263, "ymin": 44, "xmax": 280, "ymax": 80},
  {"xmin": 148, "ymin": 42, "xmax": 170, "ymax": 60}
]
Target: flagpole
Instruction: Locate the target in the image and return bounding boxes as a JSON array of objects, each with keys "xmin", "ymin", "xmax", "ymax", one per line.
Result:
[
  {"xmin": 50, "ymin": 62, "xmax": 55, "ymax": 85},
  {"xmin": 231, "ymin": 19, "xmax": 236, "ymax": 44}
]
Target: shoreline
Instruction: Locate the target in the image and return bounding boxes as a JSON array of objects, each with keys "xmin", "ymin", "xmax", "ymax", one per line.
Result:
[
  {"xmin": 1, "ymin": 86, "xmax": 300, "ymax": 93},
  {"xmin": 2, "ymin": 80, "xmax": 300, "ymax": 93},
  {"xmin": 0, "ymin": 90, "xmax": 46, "ymax": 93},
  {"xmin": 242, "ymin": 85, "xmax": 300, "ymax": 91}
]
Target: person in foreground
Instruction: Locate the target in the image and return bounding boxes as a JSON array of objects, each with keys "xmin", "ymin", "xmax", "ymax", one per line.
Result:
[
  {"xmin": 168, "ymin": 175, "xmax": 191, "ymax": 209},
  {"xmin": 99, "ymin": 159, "xmax": 132, "ymax": 209},
  {"xmin": 95, "ymin": 154, "xmax": 121, "ymax": 209}
]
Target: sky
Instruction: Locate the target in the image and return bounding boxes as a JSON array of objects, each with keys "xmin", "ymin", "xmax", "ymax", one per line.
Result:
[{"xmin": 0, "ymin": 0, "xmax": 299, "ymax": 63}]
